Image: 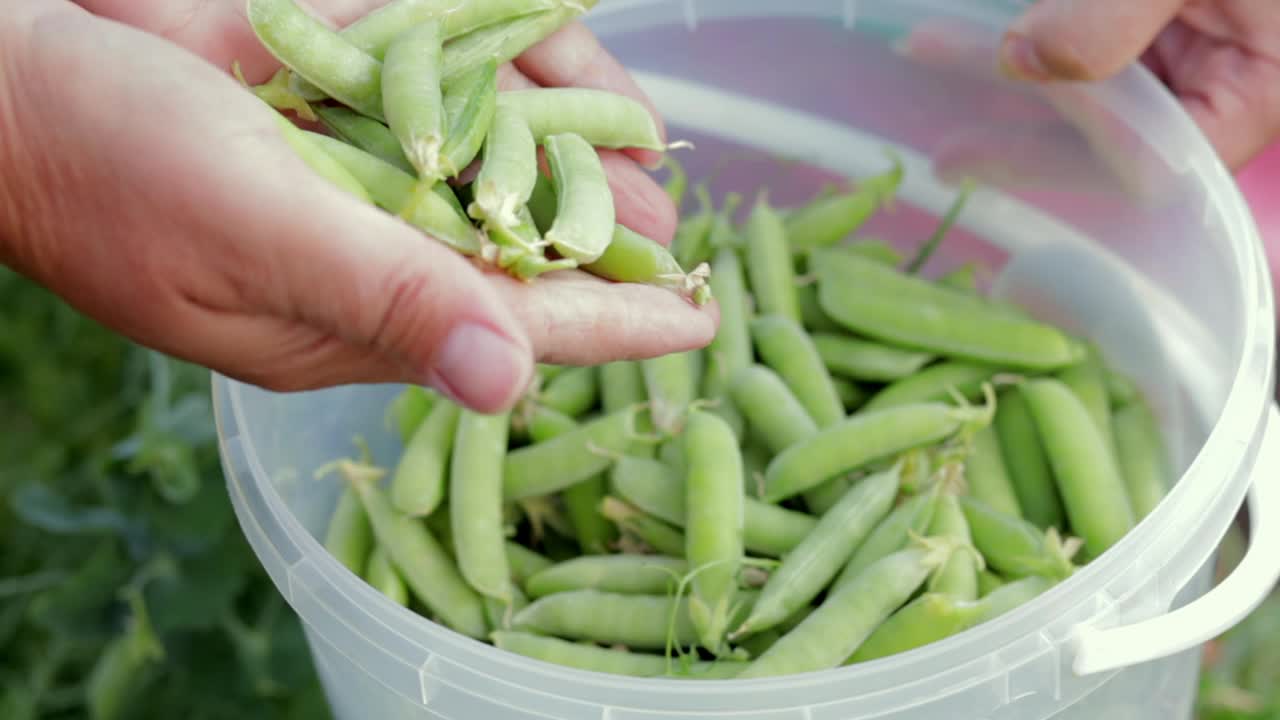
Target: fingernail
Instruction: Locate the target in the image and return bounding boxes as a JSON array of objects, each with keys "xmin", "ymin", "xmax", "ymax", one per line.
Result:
[
  {"xmin": 426, "ymin": 323, "xmax": 532, "ymax": 413},
  {"xmin": 999, "ymin": 33, "xmax": 1053, "ymax": 82}
]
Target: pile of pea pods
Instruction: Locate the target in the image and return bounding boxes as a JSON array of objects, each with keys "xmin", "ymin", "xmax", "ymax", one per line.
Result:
[
  {"xmin": 241, "ymin": 0, "xmax": 713, "ymax": 303},
  {"xmin": 256, "ymin": 0, "xmax": 1176, "ymax": 682},
  {"xmin": 317, "ymin": 155, "xmax": 1175, "ymax": 679}
]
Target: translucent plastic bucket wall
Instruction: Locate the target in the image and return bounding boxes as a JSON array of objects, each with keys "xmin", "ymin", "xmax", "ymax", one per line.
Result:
[{"xmin": 214, "ymin": 1, "xmax": 1280, "ymax": 719}]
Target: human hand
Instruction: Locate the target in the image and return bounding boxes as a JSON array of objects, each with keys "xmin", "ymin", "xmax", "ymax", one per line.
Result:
[
  {"xmin": 0, "ymin": 0, "xmax": 714, "ymax": 415},
  {"xmin": 999, "ymin": 0, "xmax": 1280, "ymax": 172},
  {"xmin": 888, "ymin": 0, "xmax": 1279, "ymax": 201}
]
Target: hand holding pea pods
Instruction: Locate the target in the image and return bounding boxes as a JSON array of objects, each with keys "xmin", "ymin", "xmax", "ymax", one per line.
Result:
[{"xmin": 23, "ymin": 0, "xmax": 717, "ymax": 418}]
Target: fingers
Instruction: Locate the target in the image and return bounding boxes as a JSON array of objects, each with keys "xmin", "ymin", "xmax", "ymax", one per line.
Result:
[
  {"xmin": 1150, "ymin": 16, "xmax": 1280, "ymax": 171},
  {"xmin": 3, "ymin": 5, "xmax": 536, "ymax": 412},
  {"xmin": 513, "ymin": 21, "xmax": 667, "ymax": 169},
  {"xmin": 502, "ymin": 62, "xmax": 678, "ymax": 246},
  {"xmin": 75, "ymin": 0, "xmax": 399, "ymax": 81},
  {"xmin": 1000, "ymin": 0, "xmax": 1184, "ymax": 82},
  {"xmin": 487, "ymin": 270, "xmax": 718, "ymax": 366}
]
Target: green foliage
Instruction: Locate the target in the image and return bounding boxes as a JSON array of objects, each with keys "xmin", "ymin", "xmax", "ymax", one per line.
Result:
[{"xmin": 0, "ymin": 268, "xmax": 329, "ymax": 720}]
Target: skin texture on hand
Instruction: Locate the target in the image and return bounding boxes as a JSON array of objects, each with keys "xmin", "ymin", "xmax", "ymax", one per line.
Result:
[
  {"xmin": 0, "ymin": 0, "xmax": 716, "ymax": 414},
  {"xmin": 1000, "ymin": 0, "xmax": 1280, "ymax": 171}
]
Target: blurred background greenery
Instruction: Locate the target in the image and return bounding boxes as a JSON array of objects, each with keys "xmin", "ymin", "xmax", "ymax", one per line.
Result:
[{"xmin": 0, "ymin": 266, "xmax": 1275, "ymax": 719}]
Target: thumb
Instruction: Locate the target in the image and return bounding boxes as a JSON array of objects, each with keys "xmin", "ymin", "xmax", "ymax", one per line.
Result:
[
  {"xmin": 235, "ymin": 125, "xmax": 537, "ymax": 413},
  {"xmin": 1000, "ymin": 0, "xmax": 1184, "ymax": 82}
]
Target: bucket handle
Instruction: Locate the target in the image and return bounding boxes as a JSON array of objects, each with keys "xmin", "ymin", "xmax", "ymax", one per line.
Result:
[{"xmin": 1071, "ymin": 403, "xmax": 1280, "ymax": 675}]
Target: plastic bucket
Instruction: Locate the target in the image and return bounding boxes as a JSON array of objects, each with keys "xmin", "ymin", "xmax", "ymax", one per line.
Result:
[{"xmin": 214, "ymin": 1, "xmax": 1280, "ymax": 718}]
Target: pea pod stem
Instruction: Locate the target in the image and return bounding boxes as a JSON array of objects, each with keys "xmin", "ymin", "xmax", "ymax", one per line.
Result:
[{"xmin": 904, "ymin": 179, "xmax": 975, "ymax": 274}]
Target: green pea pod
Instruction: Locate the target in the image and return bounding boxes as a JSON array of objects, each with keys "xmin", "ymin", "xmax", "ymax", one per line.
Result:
[
  {"xmin": 959, "ymin": 496, "xmax": 1077, "ymax": 581},
  {"xmin": 642, "ymin": 351, "xmax": 698, "ymax": 436},
  {"xmin": 730, "ymin": 365, "xmax": 818, "ymax": 456},
  {"xmin": 601, "ymin": 497, "xmax": 688, "ymax": 557},
  {"xmin": 1056, "ymin": 344, "xmax": 1121, "ymax": 461},
  {"xmin": 248, "ymin": 0, "xmax": 385, "ymax": 120},
  {"xmin": 600, "ymin": 361, "xmax": 646, "ymax": 412},
  {"xmin": 544, "ymin": 132, "xmax": 615, "ymax": 263},
  {"xmin": 442, "ymin": 2, "xmax": 595, "ymax": 86},
  {"xmin": 512, "ymin": 590, "xmax": 700, "ymax": 650},
  {"xmin": 849, "ymin": 575, "xmax": 1053, "ymax": 664},
  {"xmin": 491, "ymin": 631, "xmax": 747, "ymax": 679},
  {"xmin": 288, "ymin": 0, "xmax": 558, "ymax": 99},
  {"xmin": 663, "ymin": 155, "xmax": 689, "ymax": 209},
  {"xmin": 505, "ymin": 541, "xmax": 554, "ymax": 589},
  {"xmin": 670, "ymin": 186, "xmax": 715, "ymax": 271},
  {"xmin": 450, "ymin": 410, "xmax": 514, "ymax": 603},
  {"xmin": 937, "ymin": 263, "xmax": 980, "ymax": 294},
  {"xmin": 762, "ymin": 402, "xmax": 988, "ymax": 503},
  {"xmin": 504, "ymin": 406, "xmax": 653, "ymax": 501},
  {"xmin": 470, "ymin": 105, "xmax": 539, "ymax": 229},
  {"xmin": 609, "ymin": 456, "xmax": 818, "ymax": 558},
  {"xmin": 745, "ymin": 193, "xmax": 803, "ymax": 325},
  {"xmin": 964, "ymin": 424, "xmax": 1024, "ymax": 519},
  {"xmin": 537, "ymin": 366, "xmax": 598, "ymax": 418},
  {"xmin": 785, "ymin": 156, "xmax": 903, "ymax": 253},
  {"xmin": 846, "ymin": 593, "xmax": 970, "ymax": 665},
  {"xmin": 303, "ymin": 132, "xmax": 482, "ymax": 254},
  {"xmin": 564, "ymin": 475, "xmax": 616, "ymax": 556},
  {"xmin": 439, "ymin": 58, "xmax": 498, "ymax": 178},
  {"xmin": 324, "ymin": 486, "xmax": 372, "ymax": 575},
  {"xmin": 346, "ymin": 463, "xmax": 488, "ymax": 638},
  {"xmin": 381, "ymin": 19, "xmax": 446, "ymax": 177},
  {"xmin": 683, "ymin": 410, "xmax": 745, "ymax": 655},
  {"xmin": 926, "ymin": 493, "xmax": 979, "ymax": 602},
  {"xmin": 1112, "ymin": 398, "xmax": 1172, "ymax": 520},
  {"xmin": 751, "ymin": 315, "xmax": 845, "ymax": 429},
  {"xmin": 796, "ymin": 282, "xmax": 844, "ymax": 334},
  {"xmin": 599, "ymin": 361, "xmax": 657, "ymax": 458},
  {"xmin": 520, "ymin": 406, "xmax": 617, "ymax": 556},
  {"xmin": 810, "ymin": 333, "xmax": 934, "ymax": 383},
  {"xmin": 994, "ymin": 387, "xmax": 1067, "ymax": 530},
  {"xmin": 833, "ymin": 482, "xmax": 943, "ymax": 590},
  {"xmin": 969, "ymin": 575, "xmax": 1055, "ymax": 624},
  {"xmin": 497, "ymin": 87, "xmax": 667, "ymax": 151},
  {"xmin": 389, "ymin": 399, "xmax": 460, "ymax": 517},
  {"xmin": 365, "ymin": 546, "xmax": 410, "ymax": 607},
  {"xmin": 832, "ymin": 377, "xmax": 869, "ymax": 412},
  {"xmin": 277, "ymin": 116, "xmax": 373, "ymax": 202},
  {"xmin": 815, "ymin": 249, "xmax": 1085, "ymax": 371},
  {"xmin": 386, "ymin": 385, "xmax": 437, "ymax": 444},
  {"xmin": 977, "ymin": 569, "xmax": 1007, "ymax": 597},
  {"xmin": 705, "ymin": 245, "xmax": 753, "ymax": 384},
  {"xmin": 1021, "ymin": 378, "xmax": 1136, "ymax": 559},
  {"xmin": 741, "ymin": 443, "xmax": 770, "ymax": 499},
  {"xmin": 845, "ymin": 237, "xmax": 904, "ymax": 266},
  {"xmin": 581, "ymin": 225, "xmax": 711, "ymax": 304},
  {"xmin": 738, "ymin": 545, "xmax": 945, "ymax": 678},
  {"xmin": 862, "ymin": 361, "xmax": 1003, "ymax": 413},
  {"xmin": 734, "ymin": 466, "xmax": 900, "ymax": 638},
  {"xmin": 315, "ymin": 105, "xmax": 414, "ymax": 173},
  {"xmin": 1105, "ymin": 368, "xmax": 1141, "ymax": 409},
  {"xmin": 526, "ymin": 555, "xmax": 687, "ymax": 598}
]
